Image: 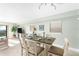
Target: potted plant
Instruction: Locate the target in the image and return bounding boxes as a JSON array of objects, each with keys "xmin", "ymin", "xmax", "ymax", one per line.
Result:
[{"xmin": 11, "ymin": 25, "xmax": 17, "ymax": 38}]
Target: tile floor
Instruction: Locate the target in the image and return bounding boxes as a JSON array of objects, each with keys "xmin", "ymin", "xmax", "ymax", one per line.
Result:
[{"xmin": 0, "ymin": 39, "xmax": 21, "ymax": 56}]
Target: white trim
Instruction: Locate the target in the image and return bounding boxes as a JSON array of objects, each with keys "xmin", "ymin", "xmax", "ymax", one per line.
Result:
[{"xmin": 53, "ymin": 44, "xmax": 79, "ymax": 53}]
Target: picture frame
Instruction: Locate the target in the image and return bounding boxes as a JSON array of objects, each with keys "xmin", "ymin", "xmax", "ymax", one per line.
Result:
[
  {"xmin": 50, "ymin": 21, "xmax": 62, "ymax": 33},
  {"xmin": 39, "ymin": 25, "xmax": 44, "ymax": 31},
  {"xmin": 30, "ymin": 24, "xmax": 36, "ymax": 31}
]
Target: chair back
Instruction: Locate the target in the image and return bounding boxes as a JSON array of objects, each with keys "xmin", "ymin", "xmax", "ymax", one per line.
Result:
[
  {"xmin": 26, "ymin": 39, "xmax": 38, "ymax": 55},
  {"xmin": 18, "ymin": 33, "xmax": 27, "ymax": 49},
  {"xmin": 63, "ymin": 38, "xmax": 69, "ymax": 56}
]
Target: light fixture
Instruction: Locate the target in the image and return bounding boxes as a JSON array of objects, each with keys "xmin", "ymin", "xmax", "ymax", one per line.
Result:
[{"xmin": 38, "ymin": 3, "xmax": 56, "ymax": 10}]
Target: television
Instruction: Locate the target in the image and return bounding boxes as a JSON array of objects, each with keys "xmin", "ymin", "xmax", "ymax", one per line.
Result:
[
  {"xmin": 17, "ymin": 28, "xmax": 22, "ymax": 33},
  {"xmin": 0, "ymin": 25, "xmax": 7, "ymax": 39}
]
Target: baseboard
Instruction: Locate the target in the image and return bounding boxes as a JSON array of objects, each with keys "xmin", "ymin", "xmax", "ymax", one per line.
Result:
[{"xmin": 53, "ymin": 44, "xmax": 79, "ymax": 53}]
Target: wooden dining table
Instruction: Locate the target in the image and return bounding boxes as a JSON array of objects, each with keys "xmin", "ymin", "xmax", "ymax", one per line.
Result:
[{"xmin": 25, "ymin": 36, "xmax": 56, "ymax": 56}]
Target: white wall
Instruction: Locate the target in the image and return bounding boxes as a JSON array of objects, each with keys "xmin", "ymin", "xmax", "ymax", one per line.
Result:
[{"xmin": 62, "ymin": 19, "xmax": 79, "ymax": 49}]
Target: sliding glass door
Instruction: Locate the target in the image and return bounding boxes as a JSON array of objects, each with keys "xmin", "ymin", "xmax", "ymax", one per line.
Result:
[{"xmin": 0, "ymin": 25, "xmax": 7, "ymax": 41}]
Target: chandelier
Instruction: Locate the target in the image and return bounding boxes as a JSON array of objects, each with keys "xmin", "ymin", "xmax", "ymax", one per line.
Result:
[{"xmin": 38, "ymin": 3, "xmax": 56, "ymax": 10}]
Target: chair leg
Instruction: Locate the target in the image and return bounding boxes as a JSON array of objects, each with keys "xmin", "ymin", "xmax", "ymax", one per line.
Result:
[
  {"xmin": 21, "ymin": 48, "xmax": 23, "ymax": 56},
  {"xmin": 25, "ymin": 51, "xmax": 28, "ymax": 56}
]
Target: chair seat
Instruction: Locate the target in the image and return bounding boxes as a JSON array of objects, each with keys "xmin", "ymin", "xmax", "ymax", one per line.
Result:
[
  {"xmin": 48, "ymin": 46, "xmax": 64, "ymax": 56},
  {"xmin": 28, "ymin": 46, "xmax": 44, "ymax": 55}
]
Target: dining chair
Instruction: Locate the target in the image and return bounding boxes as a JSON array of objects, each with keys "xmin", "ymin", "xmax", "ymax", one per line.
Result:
[
  {"xmin": 18, "ymin": 33, "xmax": 28, "ymax": 56},
  {"xmin": 26, "ymin": 39, "xmax": 44, "ymax": 56},
  {"xmin": 63, "ymin": 38, "xmax": 69, "ymax": 56},
  {"xmin": 48, "ymin": 38, "xmax": 69, "ymax": 56},
  {"xmin": 48, "ymin": 46, "xmax": 64, "ymax": 56}
]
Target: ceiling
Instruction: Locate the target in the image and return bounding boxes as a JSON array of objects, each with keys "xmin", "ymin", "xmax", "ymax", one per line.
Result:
[{"xmin": 0, "ymin": 3, "xmax": 79, "ymax": 24}]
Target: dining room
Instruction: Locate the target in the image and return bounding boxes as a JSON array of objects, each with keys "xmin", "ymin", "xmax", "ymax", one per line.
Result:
[{"xmin": 0, "ymin": 3, "xmax": 79, "ymax": 56}]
